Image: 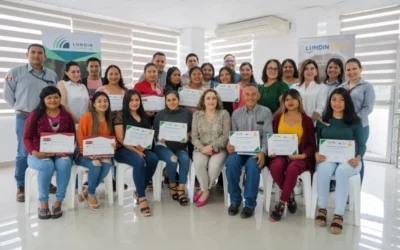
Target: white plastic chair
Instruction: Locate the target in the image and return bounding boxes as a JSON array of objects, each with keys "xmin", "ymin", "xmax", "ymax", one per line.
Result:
[
  {"xmin": 311, "ymin": 173, "xmax": 361, "ymax": 226},
  {"xmin": 25, "ymin": 165, "xmax": 76, "ymax": 215},
  {"xmin": 76, "ymin": 164, "xmax": 114, "ymax": 206},
  {"xmin": 115, "ymin": 160, "xmax": 165, "ymax": 205},
  {"xmin": 263, "ymin": 168, "xmax": 312, "ymax": 218},
  {"xmin": 221, "ymin": 166, "xmax": 246, "ymax": 206}
]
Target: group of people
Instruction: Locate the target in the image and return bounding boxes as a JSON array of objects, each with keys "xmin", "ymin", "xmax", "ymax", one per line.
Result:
[{"xmin": 4, "ymin": 43, "xmax": 375, "ymax": 235}]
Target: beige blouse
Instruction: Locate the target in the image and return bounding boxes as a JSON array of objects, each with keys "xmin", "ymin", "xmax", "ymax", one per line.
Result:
[{"xmin": 191, "ymin": 109, "xmax": 231, "ymax": 152}]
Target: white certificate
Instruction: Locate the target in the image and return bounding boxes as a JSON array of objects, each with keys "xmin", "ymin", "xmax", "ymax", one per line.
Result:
[
  {"xmin": 124, "ymin": 125, "xmax": 154, "ymax": 149},
  {"xmin": 267, "ymin": 134, "xmax": 298, "ymax": 156},
  {"xmin": 83, "ymin": 136, "xmax": 115, "ymax": 157},
  {"xmin": 40, "ymin": 133, "xmax": 75, "ymax": 154},
  {"xmin": 159, "ymin": 121, "xmax": 188, "ymax": 142},
  {"xmin": 142, "ymin": 95, "xmax": 165, "ymax": 111},
  {"xmin": 319, "ymin": 139, "xmax": 355, "ymax": 163},
  {"xmin": 229, "ymin": 131, "xmax": 260, "ymax": 154},
  {"xmin": 108, "ymin": 94, "xmax": 123, "ymax": 111},
  {"xmin": 178, "ymin": 88, "xmax": 203, "ymax": 107},
  {"xmin": 214, "ymin": 83, "xmax": 240, "ymax": 102}
]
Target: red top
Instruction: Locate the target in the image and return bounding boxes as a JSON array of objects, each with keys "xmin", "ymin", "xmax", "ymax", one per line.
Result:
[
  {"xmin": 272, "ymin": 113, "xmax": 316, "ymax": 172},
  {"xmin": 233, "ymin": 86, "xmax": 245, "ymax": 111},
  {"xmin": 23, "ymin": 109, "xmax": 76, "ymax": 154},
  {"xmin": 133, "ymin": 80, "xmax": 164, "ymax": 96}
]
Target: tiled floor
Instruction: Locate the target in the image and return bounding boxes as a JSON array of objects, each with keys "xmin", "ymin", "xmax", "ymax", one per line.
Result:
[{"xmin": 0, "ymin": 161, "xmax": 399, "ymax": 250}]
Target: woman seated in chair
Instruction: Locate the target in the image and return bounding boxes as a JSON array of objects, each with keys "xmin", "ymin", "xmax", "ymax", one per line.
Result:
[
  {"xmin": 268, "ymin": 89, "xmax": 316, "ymax": 222},
  {"xmin": 113, "ymin": 90, "xmax": 159, "ymax": 216},
  {"xmin": 191, "ymin": 89, "xmax": 230, "ymax": 207},
  {"xmin": 315, "ymin": 88, "xmax": 365, "ymax": 234},
  {"xmin": 23, "ymin": 86, "xmax": 75, "ymax": 219},
  {"xmin": 75, "ymin": 92, "xmax": 116, "ymax": 211},
  {"xmin": 153, "ymin": 91, "xmax": 192, "ymax": 206}
]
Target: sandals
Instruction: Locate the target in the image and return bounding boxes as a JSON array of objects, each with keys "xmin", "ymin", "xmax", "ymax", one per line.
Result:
[
  {"xmin": 177, "ymin": 189, "xmax": 188, "ymax": 206},
  {"xmin": 38, "ymin": 207, "xmax": 51, "ymax": 220},
  {"xmin": 169, "ymin": 184, "xmax": 179, "ymax": 201},
  {"xmin": 315, "ymin": 208, "xmax": 327, "ymax": 227},
  {"xmin": 138, "ymin": 199, "xmax": 152, "ymax": 217},
  {"xmin": 77, "ymin": 188, "xmax": 88, "ymax": 203},
  {"xmin": 87, "ymin": 196, "xmax": 101, "ymax": 211},
  {"xmin": 330, "ymin": 214, "xmax": 344, "ymax": 234},
  {"xmin": 51, "ymin": 205, "xmax": 63, "ymax": 219}
]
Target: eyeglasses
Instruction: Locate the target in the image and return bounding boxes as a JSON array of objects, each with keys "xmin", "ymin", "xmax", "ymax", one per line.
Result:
[
  {"xmin": 225, "ymin": 60, "xmax": 235, "ymax": 63},
  {"xmin": 267, "ymin": 67, "xmax": 279, "ymax": 72}
]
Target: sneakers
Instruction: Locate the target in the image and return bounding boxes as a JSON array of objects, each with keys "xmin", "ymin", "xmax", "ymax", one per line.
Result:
[
  {"xmin": 270, "ymin": 201, "xmax": 285, "ymax": 222},
  {"xmin": 16, "ymin": 186, "xmax": 25, "ymax": 202},
  {"xmin": 287, "ymin": 192, "xmax": 297, "ymax": 214}
]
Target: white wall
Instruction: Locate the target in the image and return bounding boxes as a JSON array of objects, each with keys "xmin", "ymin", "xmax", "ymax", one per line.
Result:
[{"xmin": 0, "ymin": 117, "xmax": 17, "ymax": 163}]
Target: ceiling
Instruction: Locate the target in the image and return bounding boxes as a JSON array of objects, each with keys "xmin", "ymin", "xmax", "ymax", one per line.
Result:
[{"xmin": 14, "ymin": 0, "xmax": 400, "ymax": 31}]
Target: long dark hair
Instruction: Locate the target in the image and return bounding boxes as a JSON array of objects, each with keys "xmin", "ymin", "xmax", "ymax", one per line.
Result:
[
  {"xmin": 165, "ymin": 66, "xmax": 182, "ymax": 91},
  {"xmin": 103, "ymin": 65, "xmax": 127, "ymax": 90},
  {"xmin": 189, "ymin": 66, "xmax": 203, "ymax": 85},
  {"xmin": 31, "ymin": 86, "xmax": 63, "ymax": 127},
  {"xmin": 218, "ymin": 66, "xmax": 235, "ymax": 83},
  {"xmin": 261, "ymin": 59, "xmax": 282, "ymax": 83},
  {"xmin": 239, "ymin": 62, "xmax": 256, "ymax": 83},
  {"xmin": 122, "ymin": 90, "xmax": 149, "ymax": 129},
  {"xmin": 201, "ymin": 63, "xmax": 215, "ymax": 81},
  {"xmin": 281, "ymin": 89, "xmax": 305, "ymax": 114},
  {"xmin": 62, "ymin": 61, "xmax": 81, "ymax": 82},
  {"xmin": 91, "ymin": 92, "xmax": 113, "ymax": 136},
  {"xmin": 282, "ymin": 59, "xmax": 299, "ymax": 78},
  {"xmin": 164, "ymin": 91, "xmax": 180, "ymax": 110},
  {"xmin": 299, "ymin": 59, "xmax": 320, "ymax": 86},
  {"xmin": 322, "ymin": 88, "xmax": 360, "ymax": 125},
  {"xmin": 324, "ymin": 58, "xmax": 344, "ymax": 84}
]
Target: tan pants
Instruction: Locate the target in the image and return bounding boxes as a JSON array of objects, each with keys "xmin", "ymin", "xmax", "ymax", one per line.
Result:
[{"xmin": 193, "ymin": 150, "xmax": 227, "ymax": 191}]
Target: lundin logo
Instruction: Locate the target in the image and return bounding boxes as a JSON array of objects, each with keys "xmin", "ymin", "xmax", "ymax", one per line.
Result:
[{"xmin": 53, "ymin": 36, "xmax": 70, "ymax": 49}]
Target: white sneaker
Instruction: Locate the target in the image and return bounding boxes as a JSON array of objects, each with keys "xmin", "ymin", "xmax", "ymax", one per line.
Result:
[{"xmin": 294, "ymin": 180, "xmax": 303, "ymax": 195}]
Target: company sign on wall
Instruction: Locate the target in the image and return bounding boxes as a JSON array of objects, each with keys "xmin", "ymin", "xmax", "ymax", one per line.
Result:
[{"xmin": 42, "ymin": 32, "xmax": 101, "ymax": 78}]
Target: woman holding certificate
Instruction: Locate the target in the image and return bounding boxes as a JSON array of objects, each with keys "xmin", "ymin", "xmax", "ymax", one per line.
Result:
[
  {"xmin": 201, "ymin": 63, "xmax": 217, "ymax": 89},
  {"xmin": 75, "ymin": 92, "xmax": 116, "ymax": 211},
  {"xmin": 153, "ymin": 91, "xmax": 193, "ymax": 206},
  {"xmin": 96, "ymin": 65, "xmax": 127, "ymax": 95},
  {"xmin": 164, "ymin": 67, "xmax": 182, "ymax": 93},
  {"xmin": 268, "ymin": 89, "xmax": 316, "ymax": 222},
  {"xmin": 23, "ymin": 86, "xmax": 75, "ymax": 219},
  {"xmin": 191, "ymin": 89, "xmax": 230, "ymax": 207},
  {"xmin": 258, "ymin": 59, "xmax": 289, "ymax": 114},
  {"xmin": 181, "ymin": 66, "xmax": 206, "ymax": 113},
  {"xmin": 233, "ymin": 62, "xmax": 257, "ymax": 111},
  {"xmin": 113, "ymin": 90, "xmax": 159, "ymax": 216},
  {"xmin": 217, "ymin": 66, "xmax": 236, "ymax": 115},
  {"xmin": 315, "ymin": 88, "xmax": 366, "ymax": 234}
]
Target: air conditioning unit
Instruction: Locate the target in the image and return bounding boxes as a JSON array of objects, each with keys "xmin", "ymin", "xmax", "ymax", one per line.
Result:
[{"xmin": 215, "ymin": 16, "xmax": 290, "ymax": 37}]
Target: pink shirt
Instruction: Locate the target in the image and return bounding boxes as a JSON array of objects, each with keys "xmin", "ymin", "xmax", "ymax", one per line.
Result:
[
  {"xmin": 233, "ymin": 86, "xmax": 245, "ymax": 111},
  {"xmin": 96, "ymin": 85, "xmax": 126, "ymax": 95},
  {"xmin": 87, "ymin": 78, "xmax": 103, "ymax": 91}
]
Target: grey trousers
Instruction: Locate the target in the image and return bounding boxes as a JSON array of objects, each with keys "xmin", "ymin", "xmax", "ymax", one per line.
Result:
[{"xmin": 193, "ymin": 150, "xmax": 228, "ymax": 191}]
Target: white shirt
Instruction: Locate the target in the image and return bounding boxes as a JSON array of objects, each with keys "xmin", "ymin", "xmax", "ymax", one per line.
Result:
[
  {"xmin": 291, "ymin": 81, "xmax": 328, "ymax": 117},
  {"xmin": 62, "ymin": 80, "xmax": 89, "ymax": 121}
]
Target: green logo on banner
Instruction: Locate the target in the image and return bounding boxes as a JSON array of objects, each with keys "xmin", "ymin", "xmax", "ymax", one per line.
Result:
[
  {"xmin": 53, "ymin": 36, "xmax": 70, "ymax": 49},
  {"xmin": 229, "ymin": 131, "xmax": 235, "ymax": 137}
]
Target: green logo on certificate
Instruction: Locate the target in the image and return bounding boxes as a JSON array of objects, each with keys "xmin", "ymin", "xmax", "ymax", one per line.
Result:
[
  {"xmin": 160, "ymin": 121, "xmax": 166, "ymax": 126},
  {"xmin": 320, "ymin": 139, "xmax": 326, "ymax": 144},
  {"xmin": 254, "ymin": 147, "xmax": 260, "ymax": 152},
  {"xmin": 215, "ymin": 83, "xmax": 219, "ymax": 88},
  {"xmin": 229, "ymin": 131, "xmax": 235, "ymax": 137}
]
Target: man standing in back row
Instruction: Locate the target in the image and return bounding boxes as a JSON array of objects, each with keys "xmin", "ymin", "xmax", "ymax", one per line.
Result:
[
  {"xmin": 139, "ymin": 52, "xmax": 167, "ymax": 88},
  {"xmin": 214, "ymin": 54, "xmax": 241, "ymax": 83},
  {"xmin": 4, "ymin": 44, "xmax": 58, "ymax": 202},
  {"xmin": 181, "ymin": 53, "xmax": 199, "ymax": 86}
]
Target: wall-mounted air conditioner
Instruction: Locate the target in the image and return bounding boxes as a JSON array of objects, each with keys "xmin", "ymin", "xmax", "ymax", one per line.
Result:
[{"xmin": 215, "ymin": 16, "xmax": 290, "ymax": 37}]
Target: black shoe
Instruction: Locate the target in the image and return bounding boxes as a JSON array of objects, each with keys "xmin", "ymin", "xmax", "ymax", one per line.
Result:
[
  {"xmin": 228, "ymin": 204, "xmax": 240, "ymax": 216},
  {"xmin": 287, "ymin": 192, "xmax": 297, "ymax": 214},
  {"xmin": 270, "ymin": 202, "xmax": 285, "ymax": 222},
  {"xmin": 112, "ymin": 179, "xmax": 127, "ymax": 192},
  {"xmin": 240, "ymin": 207, "xmax": 254, "ymax": 219},
  {"xmin": 329, "ymin": 180, "xmax": 336, "ymax": 192}
]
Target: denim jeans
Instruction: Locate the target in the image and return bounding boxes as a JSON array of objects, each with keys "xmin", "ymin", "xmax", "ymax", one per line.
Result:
[
  {"xmin": 15, "ymin": 114, "xmax": 29, "ymax": 186},
  {"xmin": 28, "ymin": 155, "xmax": 73, "ymax": 203},
  {"xmin": 154, "ymin": 145, "xmax": 190, "ymax": 184},
  {"xmin": 225, "ymin": 153, "xmax": 262, "ymax": 209},
  {"xmin": 360, "ymin": 126, "xmax": 370, "ymax": 183},
  {"xmin": 317, "ymin": 161, "xmax": 361, "ymax": 215},
  {"xmin": 75, "ymin": 154, "xmax": 112, "ymax": 196},
  {"xmin": 114, "ymin": 147, "xmax": 159, "ymax": 198}
]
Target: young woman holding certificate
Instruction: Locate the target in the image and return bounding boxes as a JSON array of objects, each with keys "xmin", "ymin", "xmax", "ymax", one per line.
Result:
[
  {"xmin": 75, "ymin": 92, "xmax": 117, "ymax": 211},
  {"xmin": 96, "ymin": 65, "xmax": 127, "ymax": 95},
  {"xmin": 315, "ymin": 88, "xmax": 366, "ymax": 234},
  {"xmin": 233, "ymin": 62, "xmax": 257, "ymax": 111},
  {"xmin": 268, "ymin": 89, "xmax": 316, "ymax": 222},
  {"xmin": 153, "ymin": 91, "xmax": 193, "ymax": 206},
  {"xmin": 164, "ymin": 67, "xmax": 182, "ymax": 93},
  {"xmin": 182, "ymin": 66, "xmax": 206, "ymax": 113},
  {"xmin": 113, "ymin": 90, "xmax": 159, "ymax": 216},
  {"xmin": 217, "ymin": 66, "xmax": 236, "ymax": 115},
  {"xmin": 23, "ymin": 86, "xmax": 75, "ymax": 219},
  {"xmin": 192, "ymin": 89, "xmax": 230, "ymax": 207}
]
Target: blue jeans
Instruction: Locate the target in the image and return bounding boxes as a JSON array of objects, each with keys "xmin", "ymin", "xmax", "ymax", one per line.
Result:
[
  {"xmin": 317, "ymin": 161, "xmax": 361, "ymax": 215},
  {"xmin": 75, "ymin": 154, "xmax": 112, "ymax": 197},
  {"xmin": 360, "ymin": 126, "xmax": 369, "ymax": 183},
  {"xmin": 225, "ymin": 153, "xmax": 262, "ymax": 209},
  {"xmin": 114, "ymin": 147, "xmax": 159, "ymax": 198},
  {"xmin": 15, "ymin": 114, "xmax": 29, "ymax": 186},
  {"xmin": 28, "ymin": 155, "xmax": 73, "ymax": 203},
  {"xmin": 154, "ymin": 145, "xmax": 190, "ymax": 184}
]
